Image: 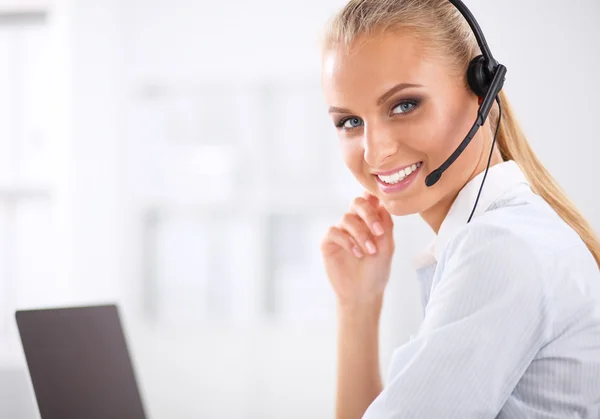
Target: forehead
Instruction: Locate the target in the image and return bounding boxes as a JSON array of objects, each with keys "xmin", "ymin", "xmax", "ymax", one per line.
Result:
[{"xmin": 321, "ymin": 31, "xmax": 444, "ymax": 103}]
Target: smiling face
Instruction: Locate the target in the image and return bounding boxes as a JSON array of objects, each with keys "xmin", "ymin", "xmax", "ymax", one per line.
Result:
[{"xmin": 322, "ymin": 29, "xmax": 496, "ymax": 227}]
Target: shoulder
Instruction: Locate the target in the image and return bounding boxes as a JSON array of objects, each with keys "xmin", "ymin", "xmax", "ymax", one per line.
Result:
[
  {"xmin": 425, "ymin": 198, "xmax": 559, "ymax": 335},
  {"xmin": 443, "ymin": 192, "xmax": 586, "ymax": 271}
]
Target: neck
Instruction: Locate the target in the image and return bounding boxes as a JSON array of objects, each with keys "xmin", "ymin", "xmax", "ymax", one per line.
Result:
[{"xmin": 420, "ymin": 193, "xmax": 457, "ymax": 235}]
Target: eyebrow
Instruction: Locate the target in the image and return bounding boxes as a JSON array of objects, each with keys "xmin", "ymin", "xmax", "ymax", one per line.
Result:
[{"xmin": 328, "ymin": 82, "xmax": 423, "ymax": 114}]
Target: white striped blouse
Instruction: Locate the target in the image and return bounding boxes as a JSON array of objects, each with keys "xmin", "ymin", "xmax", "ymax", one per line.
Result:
[{"xmin": 363, "ymin": 160, "xmax": 600, "ymax": 418}]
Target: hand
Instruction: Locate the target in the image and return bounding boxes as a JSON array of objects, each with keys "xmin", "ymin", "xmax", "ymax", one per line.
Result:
[{"xmin": 320, "ymin": 191, "xmax": 395, "ymax": 307}]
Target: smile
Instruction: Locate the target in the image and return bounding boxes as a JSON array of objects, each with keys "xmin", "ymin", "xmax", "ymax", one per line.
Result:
[{"xmin": 376, "ymin": 162, "xmax": 422, "ymax": 185}]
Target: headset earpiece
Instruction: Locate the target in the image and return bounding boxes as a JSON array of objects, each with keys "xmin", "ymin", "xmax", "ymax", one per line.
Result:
[{"xmin": 467, "ymin": 55, "xmax": 492, "ymax": 98}]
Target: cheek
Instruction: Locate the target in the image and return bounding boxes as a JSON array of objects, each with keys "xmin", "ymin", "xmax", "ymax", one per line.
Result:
[
  {"xmin": 399, "ymin": 111, "xmax": 450, "ymax": 157},
  {"xmin": 405, "ymin": 104, "xmax": 468, "ymax": 163},
  {"xmin": 340, "ymin": 140, "xmax": 364, "ymax": 172}
]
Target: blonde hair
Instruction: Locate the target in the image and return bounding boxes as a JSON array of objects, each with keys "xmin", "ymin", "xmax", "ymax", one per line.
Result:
[{"xmin": 322, "ymin": 0, "xmax": 600, "ymax": 268}]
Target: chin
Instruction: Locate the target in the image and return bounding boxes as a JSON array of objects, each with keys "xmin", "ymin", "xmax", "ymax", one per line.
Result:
[{"xmin": 381, "ymin": 199, "xmax": 422, "ymax": 217}]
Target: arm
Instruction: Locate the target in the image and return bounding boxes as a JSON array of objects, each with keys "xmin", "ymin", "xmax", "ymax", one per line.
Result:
[
  {"xmin": 319, "ymin": 192, "xmax": 395, "ymax": 418},
  {"xmin": 336, "ymin": 296, "xmax": 384, "ymax": 419}
]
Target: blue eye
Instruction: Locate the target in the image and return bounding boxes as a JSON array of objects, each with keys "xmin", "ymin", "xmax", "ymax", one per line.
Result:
[
  {"xmin": 336, "ymin": 117, "xmax": 363, "ymax": 130},
  {"xmin": 334, "ymin": 99, "xmax": 419, "ymax": 130},
  {"xmin": 391, "ymin": 100, "xmax": 418, "ymax": 115}
]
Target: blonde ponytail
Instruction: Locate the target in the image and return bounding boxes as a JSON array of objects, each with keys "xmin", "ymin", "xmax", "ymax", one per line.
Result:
[{"xmin": 493, "ymin": 91, "xmax": 600, "ymax": 268}]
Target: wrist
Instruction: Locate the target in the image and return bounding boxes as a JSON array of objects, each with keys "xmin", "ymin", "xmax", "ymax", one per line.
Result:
[
  {"xmin": 336, "ymin": 294, "xmax": 384, "ymax": 318},
  {"xmin": 336, "ymin": 294, "xmax": 382, "ymax": 349}
]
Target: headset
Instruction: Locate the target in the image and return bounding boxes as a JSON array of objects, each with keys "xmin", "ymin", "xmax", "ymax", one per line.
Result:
[{"xmin": 424, "ymin": 0, "xmax": 507, "ymax": 222}]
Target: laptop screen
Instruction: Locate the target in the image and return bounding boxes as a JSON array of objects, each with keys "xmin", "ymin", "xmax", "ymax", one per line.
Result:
[{"xmin": 15, "ymin": 305, "xmax": 147, "ymax": 419}]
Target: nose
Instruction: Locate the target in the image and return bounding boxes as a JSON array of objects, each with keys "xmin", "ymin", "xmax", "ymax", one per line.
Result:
[{"xmin": 363, "ymin": 122, "xmax": 401, "ymax": 169}]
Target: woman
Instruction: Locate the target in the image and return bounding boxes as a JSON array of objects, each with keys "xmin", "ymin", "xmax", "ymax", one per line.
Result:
[{"xmin": 319, "ymin": 0, "xmax": 600, "ymax": 418}]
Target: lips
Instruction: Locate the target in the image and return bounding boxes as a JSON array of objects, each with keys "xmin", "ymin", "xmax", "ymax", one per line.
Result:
[
  {"xmin": 374, "ymin": 162, "xmax": 423, "ymax": 193},
  {"xmin": 376, "ymin": 162, "xmax": 422, "ymax": 185}
]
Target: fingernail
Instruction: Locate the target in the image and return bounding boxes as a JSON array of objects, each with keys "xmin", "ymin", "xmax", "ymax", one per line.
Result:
[
  {"xmin": 352, "ymin": 246, "xmax": 363, "ymax": 258},
  {"xmin": 365, "ymin": 240, "xmax": 377, "ymax": 254},
  {"xmin": 373, "ymin": 221, "xmax": 384, "ymax": 236}
]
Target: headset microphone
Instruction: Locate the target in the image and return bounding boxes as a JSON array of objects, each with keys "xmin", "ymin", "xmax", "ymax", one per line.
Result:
[{"xmin": 424, "ymin": 0, "xmax": 507, "ymax": 189}]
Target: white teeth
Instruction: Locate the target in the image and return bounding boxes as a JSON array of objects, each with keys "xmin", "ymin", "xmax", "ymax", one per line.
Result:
[{"xmin": 377, "ymin": 162, "xmax": 422, "ymax": 185}]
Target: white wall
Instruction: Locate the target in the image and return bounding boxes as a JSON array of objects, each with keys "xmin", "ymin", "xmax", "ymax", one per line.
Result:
[{"xmin": 67, "ymin": 0, "xmax": 125, "ymax": 305}]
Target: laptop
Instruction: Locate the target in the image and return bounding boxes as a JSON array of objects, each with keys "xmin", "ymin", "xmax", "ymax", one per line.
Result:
[{"xmin": 15, "ymin": 304, "xmax": 148, "ymax": 419}]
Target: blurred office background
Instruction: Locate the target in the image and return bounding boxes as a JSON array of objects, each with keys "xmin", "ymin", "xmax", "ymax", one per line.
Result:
[{"xmin": 0, "ymin": 0, "xmax": 599, "ymax": 418}]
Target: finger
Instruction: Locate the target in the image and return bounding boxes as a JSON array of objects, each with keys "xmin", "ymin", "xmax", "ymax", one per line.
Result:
[
  {"xmin": 361, "ymin": 191, "xmax": 393, "ymax": 231},
  {"xmin": 362, "ymin": 190, "xmax": 380, "ymax": 207},
  {"xmin": 339, "ymin": 213, "xmax": 377, "ymax": 255},
  {"xmin": 351, "ymin": 197, "xmax": 385, "ymax": 237},
  {"xmin": 322, "ymin": 226, "xmax": 364, "ymax": 258}
]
